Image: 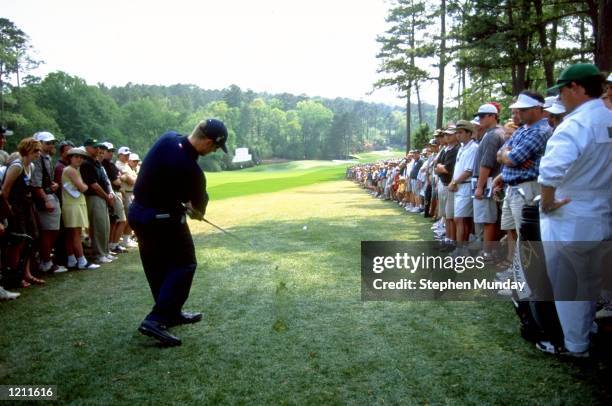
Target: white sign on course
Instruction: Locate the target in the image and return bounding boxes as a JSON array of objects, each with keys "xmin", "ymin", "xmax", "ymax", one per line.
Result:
[{"xmin": 232, "ymin": 147, "xmax": 252, "ymax": 163}]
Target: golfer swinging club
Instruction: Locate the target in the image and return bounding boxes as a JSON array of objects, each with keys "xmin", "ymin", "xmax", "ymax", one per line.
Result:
[{"xmin": 128, "ymin": 119, "xmax": 228, "ymax": 346}]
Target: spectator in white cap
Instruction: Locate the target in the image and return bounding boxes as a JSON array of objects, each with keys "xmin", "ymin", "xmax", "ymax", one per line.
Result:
[
  {"xmin": 115, "ymin": 146, "xmax": 138, "ymax": 248},
  {"xmin": 62, "ymin": 147, "xmax": 99, "ymax": 270},
  {"xmin": 472, "ymin": 104, "xmax": 505, "ymax": 260},
  {"xmin": 31, "ymin": 131, "xmax": 67, "ymax": 274},
  {"xmin": 493, "ymin": 90, "xmax": 551, "ymax": 282},
  {"xmin": 544, "ymin": 97, "xmax": 566, "ymax": 130},
  {"xmin": 128, "ymin": 153, "xmax": 141, "ymax": 174}
]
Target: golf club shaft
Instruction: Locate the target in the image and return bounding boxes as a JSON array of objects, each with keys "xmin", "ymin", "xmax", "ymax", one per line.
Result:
[{"xmin": 203, "ymin": 218, "xmax": 255, "ymax": 249}]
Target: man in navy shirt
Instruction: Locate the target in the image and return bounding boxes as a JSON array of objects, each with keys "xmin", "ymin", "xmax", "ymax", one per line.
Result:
[{"xmin": 129, "ymin": 119, "xmax": 228, "ymax": 346}]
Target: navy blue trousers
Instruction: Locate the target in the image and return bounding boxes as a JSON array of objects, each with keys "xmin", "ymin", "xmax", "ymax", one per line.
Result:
[{"xmin": 130, "ymin": 215, "xmax": 197, "ymax": 324}]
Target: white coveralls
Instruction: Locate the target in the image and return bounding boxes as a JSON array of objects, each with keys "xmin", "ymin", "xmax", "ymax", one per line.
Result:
[{"xmin": 538, "ymin": 98, "xmax": 612, "ymax": 352}]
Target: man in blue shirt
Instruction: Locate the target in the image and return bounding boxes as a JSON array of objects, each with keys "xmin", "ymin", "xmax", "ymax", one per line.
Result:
[
  {"xmin": 493, "ymin": 91, "xmax": 551, "ymax": 281},
  {"xmin": 129, "ymin": 119, "xmax": 228, "ymax": 346}
]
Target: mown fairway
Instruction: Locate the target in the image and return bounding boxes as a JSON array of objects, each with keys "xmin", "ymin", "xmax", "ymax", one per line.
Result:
[{"xmin": 1, "ymin": 156, "xmax": 610, "ymax": 404}]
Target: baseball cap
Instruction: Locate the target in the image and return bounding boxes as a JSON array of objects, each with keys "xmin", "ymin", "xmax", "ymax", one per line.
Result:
[
  {"xmin": 456, "ymin": 120, "xmax": 475, "ymax": 133},
  {"xmin": 0, "ymin": 126, "xmax": 13, "ymax": 137},
  {"xmin": 470, "ymin": 116, "xmax": 480, "ymax": 125},
  {"xmin": 607, "ymin": 72, "xmax": 612, "ymax": 83},
  {"xmin": 117, "ymin": 146, "xmax": 131, "ymax": 155},
  {"xmin": 200, "ymin": 118, "xmax": 228, "ymax": 153},
  {"xmin": 477, "ymin": 104, "xmax": 498, "ymax": 115},
  {"xmin": 128, "ymin": 153, "xmax": 140, "ymax": 161},
  {"xmin": 34, "ymin": 131, "xmax": 56, "ymax": 143},
  {"xmin": 84, "ymin": 138, "xmax": 99, "ymax": 147},
  {"xmin": 100, "ymin": 142, "xmax": 114, "ymax": 151},
  {"xmin": 547, "ymin": 63, "xmax": 602, "ymax": 92},
  {"xmin": 509, "ymin": 93, "xmax": 544, "ymax": 109},
  {"xmin": 428, "ymin": 138, "xmax": 437, "ymax": 145}
]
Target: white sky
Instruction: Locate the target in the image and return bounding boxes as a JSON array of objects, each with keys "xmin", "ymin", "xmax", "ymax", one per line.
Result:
[{"xmin": 3, "ymin": 0, "xmax": 444, "ymax": 107}]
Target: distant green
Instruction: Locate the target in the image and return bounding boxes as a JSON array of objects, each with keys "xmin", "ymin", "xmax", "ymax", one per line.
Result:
[{"xmin": 206, "ymin": 150, "xmax": 405, "ymax": 201}]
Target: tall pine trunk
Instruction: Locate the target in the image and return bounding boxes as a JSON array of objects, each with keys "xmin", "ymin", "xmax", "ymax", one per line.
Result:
[
  {"xmin": 406, "ymin": 86, "xmax": 412, "ymax": 153},
  {"xmin": 436, "ymin": 0, "xmax": 446, "ymax": 129},
  {"xmin": 595, "ymin": 0, "xmax": 612, "ymax": 71},
  {"xmin": 416, "ymin": 82, "xmax": 423, "ymax": 127}
]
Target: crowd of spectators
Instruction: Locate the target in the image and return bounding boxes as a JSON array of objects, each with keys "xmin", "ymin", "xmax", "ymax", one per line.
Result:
[
  {"xmin": 348, "ymin": 65, "xmax": 612, "ymax": 358},
  {"xmin": 0, "ymin": 130, "xmax": 141, "ymax": 300}
]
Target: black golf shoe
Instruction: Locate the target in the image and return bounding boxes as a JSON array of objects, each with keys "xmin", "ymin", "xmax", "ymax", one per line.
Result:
[
  {"xmin": 167, "ymin": 311, "xmax": 203, "ymax": 327},
  {"xmin": 138, "ymin": 320, "xmax": 182, "ymax": 347}
]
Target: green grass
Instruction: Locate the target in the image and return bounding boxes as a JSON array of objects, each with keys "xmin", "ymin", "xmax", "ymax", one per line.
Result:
[
  {"xmin": 207, "ymin": 151, "xmax": 400, "ymax": 200},
  {"xmin": 1, "ymin": 173, "xmax": 610, "ymax": 403},
  {"xmin": 207, "ymin": 166, "xmax": 347, "ymax": 200}
]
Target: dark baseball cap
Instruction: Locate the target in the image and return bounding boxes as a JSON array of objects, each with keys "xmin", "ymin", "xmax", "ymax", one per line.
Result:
[
  {"xmin": 84, "ymin": 138, "xmax": 100, "ymax": 147},
  {"xmin": 200, "ymin": 119, "xmax": 228, "ymax": 153}
]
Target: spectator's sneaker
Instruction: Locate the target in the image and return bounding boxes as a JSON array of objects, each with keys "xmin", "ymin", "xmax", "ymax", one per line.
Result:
[
  {"xmin": 536, "ymin": 341, "xmax": 590, "ymax": 358},
  {"xmin": 495, "ymin": 269, "xmax": 513, "ymax": 281},
  {"xmin": 596, "ymin": 306, "xmax": 612, "ymax": 320},
  {"xmin": 97, "ymin": 256, "xmax": 113, "ymax": 264},
  {"xmin": 78, "ymin": 262, "xmax": 100, "ymax": 270},
  {"xmin": 39, "ymin": 261, "xmax": 54, "ymax": 273},
  {"xmin": 53, "ymin": 265, "xmax": 68, "ymax": 273},
  {"xmin": 476, "ymin": 250, "xmax": 496, "ymax": 263},
  {"xmin": 497, "ymin": 289, "xmax": 513, "ymax": 297},
  {"xmin": 124, "ymin": 239, "xmax": 138, "ymax": 248},
  {"xmin": 112, "ymin": 245, "xmax": 128, "ymax": 254},
  {"xmin": 0, "ymin": 286, "xmax": 20, "ymax": 301}
]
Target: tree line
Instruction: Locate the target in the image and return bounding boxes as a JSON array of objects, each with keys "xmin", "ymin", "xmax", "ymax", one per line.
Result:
[
  {"xmin": 1, "ymin": 18, "xmax": 442, "ymax": 171},
  {"xmin": 376, "ymin": 0, "xmax": 611, "ymax": 150}
]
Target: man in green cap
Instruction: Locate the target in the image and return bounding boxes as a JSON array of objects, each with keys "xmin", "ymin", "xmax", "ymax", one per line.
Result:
[{"xmin": 536, "ymin": 63, "xmax": 612, "ymax": 357}]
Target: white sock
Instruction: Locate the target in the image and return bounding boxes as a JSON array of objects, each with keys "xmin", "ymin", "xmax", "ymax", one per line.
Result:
[
  {"xmin": 67, "ymin": 255, "xmax": 77, "ymax": 267},
  {"xmin": 77, "ymin": 256, "xmax": 88, "ymax": 267},
  {"xmin": 41, "ymin": 260, "xmax": 53, "ymax": 271}
]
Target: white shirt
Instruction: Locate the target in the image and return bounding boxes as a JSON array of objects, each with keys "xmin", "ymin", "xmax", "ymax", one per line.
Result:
[
  {"xmin": 538, "ymin": 98, "xmax": 612, "ymax": 241},
  {"xmin": 452, "ymin": 139, "xmax": 478, "ymax": 182}
]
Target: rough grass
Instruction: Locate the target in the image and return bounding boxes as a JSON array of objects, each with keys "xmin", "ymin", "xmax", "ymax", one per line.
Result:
[{"xmin": 1, "ymin": 175, "xmax": 610, "ymax": 403}]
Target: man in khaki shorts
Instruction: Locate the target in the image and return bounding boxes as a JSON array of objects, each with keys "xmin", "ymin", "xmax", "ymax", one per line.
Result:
[{"xmin": 494, "ymin": 91, "xmax": 552, "ymax": 277}]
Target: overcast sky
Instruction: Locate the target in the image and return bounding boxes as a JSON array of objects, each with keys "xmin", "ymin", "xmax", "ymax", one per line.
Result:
[{"xmin": 4, "ymin": 0, "xmax": 446, "ymax": 107}]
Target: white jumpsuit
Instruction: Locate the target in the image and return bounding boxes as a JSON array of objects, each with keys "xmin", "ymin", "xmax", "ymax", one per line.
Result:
[{"xmin": 538, "ymin": 98, "xmax": 612, "ymax": 352}]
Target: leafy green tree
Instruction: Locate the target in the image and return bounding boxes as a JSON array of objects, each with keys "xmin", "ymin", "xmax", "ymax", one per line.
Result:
[
  {"xmin": 118, "ymin": 97, "xmax": 180, "ymax": 154},
  {"xmin": 296, "ymin": 101, "xmax": 333, "ymax": 159}
]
